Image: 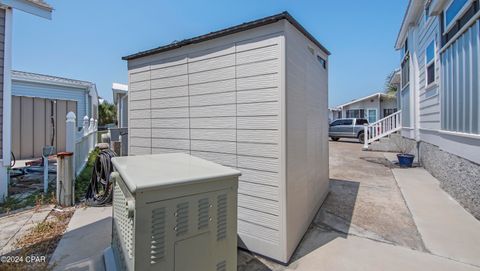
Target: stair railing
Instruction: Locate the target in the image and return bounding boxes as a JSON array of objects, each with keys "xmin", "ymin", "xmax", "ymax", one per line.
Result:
[{"xmin": 363, "ymin": 110, "xmax": 402, "ymax": 149}]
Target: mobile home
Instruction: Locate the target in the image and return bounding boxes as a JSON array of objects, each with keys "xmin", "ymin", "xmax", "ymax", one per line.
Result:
[
  {"xmin": 394, "ymin": 0, "xmax": 480, "ymax": 218},
  {"xmin": 123, "ymin": 12, "xmax": 330, "ymax": 263}
]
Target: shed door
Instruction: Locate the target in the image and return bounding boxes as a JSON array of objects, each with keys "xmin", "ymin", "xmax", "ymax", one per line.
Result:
[{"xmin": 12, "ymin": 96, "xmax": 77, "ymax": 160}]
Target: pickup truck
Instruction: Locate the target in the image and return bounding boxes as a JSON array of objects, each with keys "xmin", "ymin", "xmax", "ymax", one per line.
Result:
[{"xmin": 329, "ymin": 118, "xmax": 369, "ymax": 143}]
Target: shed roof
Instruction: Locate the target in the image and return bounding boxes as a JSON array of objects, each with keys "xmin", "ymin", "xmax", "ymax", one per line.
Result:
[
  {"xmin": 12, "ymin": 70, "xmax": 97, "ymax": 96},
  {"xmin": 25, "ymin": 0, "xmax": 52, "ymax": 10},
  {"xmin": 122, "ymin": 11, "xmax": 330, "ymax": 61}
]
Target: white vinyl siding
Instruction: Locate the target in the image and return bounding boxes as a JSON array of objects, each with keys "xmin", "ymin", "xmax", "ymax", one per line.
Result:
[
  {"xmin": 284, "ymin": 21, "xmax": 329, "ymax": 259},
  {"xmin": 128, "ymin": 31, "xmax": 283, "ymax": 252},
  {"xmin": 416, "ymin": 15, "xmax": 442, "ymax": 130}
]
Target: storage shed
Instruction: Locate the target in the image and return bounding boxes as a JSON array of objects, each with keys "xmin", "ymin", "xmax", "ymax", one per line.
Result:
[
  {"xmin": 122, "ymin": 11, "xmax": 330, "ymax": 263},
  {"xmin": 11, "ymin": 71, "xmax": 98, "ymax": 160}
]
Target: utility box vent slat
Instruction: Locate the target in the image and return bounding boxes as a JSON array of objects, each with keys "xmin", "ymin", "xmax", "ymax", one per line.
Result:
[
  {"xmin": 216, "ymin": 260, "xmax": 227, "ymax": 271},
  {"xmin": 217, "ymin": 194, "xmax": 228, "ymax": 240},
  {"xmin": 198, "ymin": 198, "xmax": 210, "ymax": 230},
  {"xmin": 176, "ymin": 202, "xmax": 189, "ymax": 236},
  {"xmin": 150, "ymin": 207, "xmax": 166, "ymax": 264}
]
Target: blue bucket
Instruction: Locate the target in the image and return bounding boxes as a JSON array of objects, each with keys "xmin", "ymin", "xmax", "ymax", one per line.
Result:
[{"xmin": 397, "ymin": 154, "xmax": 415, "ymax": 168}]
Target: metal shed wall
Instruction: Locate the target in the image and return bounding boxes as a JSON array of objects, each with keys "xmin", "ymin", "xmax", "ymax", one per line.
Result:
[
  {"xmin": 127, "ymin": 20, "xmax": 328, "ymax": 263},
  {"xmin": 11, "ymin": 96, "xmax": 77, "ymax": 159},
  {"xmin": 284, "ymin": 21, "xmax": 329, "ymax": 260},
  {"xmin": 12, "ymin": 80, "xmax": 88, "ymax": 127}
]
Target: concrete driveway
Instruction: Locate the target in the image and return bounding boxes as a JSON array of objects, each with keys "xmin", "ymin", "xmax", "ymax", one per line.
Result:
[
  {"xmin": 239, "ymin": 139, "xmax": 480, "ymax": 271},
  {"xmin": 49, "ymin": 138, "xmax": 480, "ymax": 271}
]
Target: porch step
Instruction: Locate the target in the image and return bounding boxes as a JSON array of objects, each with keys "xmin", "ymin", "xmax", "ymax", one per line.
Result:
[{"xmin": 369, "ymin": 133, "xmax": 402, "ymax": 152}]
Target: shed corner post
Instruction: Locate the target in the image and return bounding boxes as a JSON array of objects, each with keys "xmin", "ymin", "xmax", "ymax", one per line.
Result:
[{"xmin": 0, "ymin": 8, "xmax": 13, "ymax": 203}]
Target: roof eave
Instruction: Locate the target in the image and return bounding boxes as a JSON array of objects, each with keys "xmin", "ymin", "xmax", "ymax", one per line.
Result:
[
  {"xmin": 336, "ymin": 92, "xmax": 386, "ymax": 109},
  {"xmin": 122, "ymin": 11, "xmax": 330, "ymax": 61},
  {"xmin": 430, "ymin": 0, "xmax": 449, "ymax": 15},
  {"xmin": 0, "ymin": 0, "xmax": 53, "ymax": 19},
  {"xmin": 395, "ymin": 0, "xmax": 424, "ymax": 50},
  {"xmin": 12, "ymin": 70, "xmax": 94, "ymax": 91}
]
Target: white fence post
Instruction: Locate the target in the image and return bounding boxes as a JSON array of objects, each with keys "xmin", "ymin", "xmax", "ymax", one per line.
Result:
[
  {"xmin": 66, "ymin": 112, "xmax": 76, "ymax": 153},
  {"xmin": 66, "ymin": 112, "xmax": 76, "ymax": 175},
  {"xmin": 363, "ymin": 124, "xmax": 368, "ymax": 150},
  {"xmin": 83, "ymin": 116, "xmax": 89, "ymax": 136}
]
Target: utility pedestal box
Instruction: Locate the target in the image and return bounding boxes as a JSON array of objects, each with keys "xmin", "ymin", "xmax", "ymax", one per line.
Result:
[{"xmin": 106, "ymin": 153, "xmax": 240, "ymax": 271}]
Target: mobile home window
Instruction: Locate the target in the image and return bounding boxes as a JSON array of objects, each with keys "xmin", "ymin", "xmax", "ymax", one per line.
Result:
[
  {"xmin": 401, "ymin": 54, "xmax": 410, "ymax": 88},
  {"xmin": 383, "ymin": 108, "xmax": 397, "ymax": 118},
  {"xmin": 346, "ymin": 109, "xmax": 365, "ymax": 119},
  {"xmin": 426, "ymin": 41, "xmax": 435, "ymax": 85},
  {"xmin": 444, "ymin": 0, "xmax": 469, "ymax": 30}
]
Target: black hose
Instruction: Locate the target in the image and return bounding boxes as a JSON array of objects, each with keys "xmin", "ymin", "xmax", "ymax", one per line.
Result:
[
  {"xmin": 10, "ymin": 152, "xmax": 15, "ymax": 168},
  {"xmin": 85, "ymin": 149, "xmax": 116, "ymax": 206}
]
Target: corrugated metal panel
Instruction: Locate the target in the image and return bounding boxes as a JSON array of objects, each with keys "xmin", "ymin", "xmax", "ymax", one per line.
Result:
[
  {"xmin": 12, "ymin": 81, "xmax": 88, "ymax": 126},
  {"xmin": 11, "ymin": 96, "xmax": 77, "ymax": 159},
  {"xmin": 441, "ymin": 19, "xmax": 480, "ymax": 134}
]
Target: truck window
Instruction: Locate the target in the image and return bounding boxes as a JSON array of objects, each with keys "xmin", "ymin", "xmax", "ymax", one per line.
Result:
[
  {"xmin": 343, "ymin": 119, "xmax": 353, "ymax": 125},
  {"xmin": 330, "ymin": 120, "xmax": 342, "ymax": 126},
  {"xmin": 356, "ymin": 119, "xmax": 368, "ymax": 125}
]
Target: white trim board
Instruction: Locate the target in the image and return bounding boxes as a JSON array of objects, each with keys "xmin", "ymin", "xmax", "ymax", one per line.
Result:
[
  {"xmin": 0, "ymin": 7, "xmax": 12, "ymax": 201},
  {"xmin": 0, "ymin": 0, "xmax": 52, "ymax": 19}
]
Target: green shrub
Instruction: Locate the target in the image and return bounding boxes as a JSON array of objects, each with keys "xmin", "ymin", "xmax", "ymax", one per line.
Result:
[{"xmin": 75, "ymin": 148, "xmax": 101, "ymax": 201}]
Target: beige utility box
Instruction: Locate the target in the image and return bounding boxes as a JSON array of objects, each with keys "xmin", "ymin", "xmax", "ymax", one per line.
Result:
[{"xmin": 109, "ymin": 153, "xmax": 240, "ymax": 271}]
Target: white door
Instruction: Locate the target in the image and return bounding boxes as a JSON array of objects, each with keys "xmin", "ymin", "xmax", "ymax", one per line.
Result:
[{"xmin": 367, "ymin": 109, "xmax": 377, "ymax": 123}]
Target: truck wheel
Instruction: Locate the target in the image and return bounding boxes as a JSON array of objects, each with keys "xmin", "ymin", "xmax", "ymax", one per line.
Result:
[
  {"xmin": 358, "ymin": 132, "xmax": 365, "ymax": 144},
  {"xmin": 331, "ymin": 137, "xmax": 340, "ymax": 141}
]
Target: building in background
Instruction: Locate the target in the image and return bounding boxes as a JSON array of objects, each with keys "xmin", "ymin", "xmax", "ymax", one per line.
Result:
[
  {"xmin": 112, "ymin": 83, "xmax": 128, "ymax": 128},
  {"xmin": 0, "ymin": 0, "xmax": 53, "ymax": 202},
  {"xmin": 330, "ymin": 92, "xmax": 397, "ymax": 123},
  {"xmin": 395, "ymin": 0, "xmax": 480, "ymax": 218},
  {"xmin": 11, "ymin": 70, "xmax": 98, "ymax": 160}
]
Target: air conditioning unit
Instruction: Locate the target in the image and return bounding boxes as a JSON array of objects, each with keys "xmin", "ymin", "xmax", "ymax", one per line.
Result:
[{"xmin": 104, "ymin": 153, "xmax": 240, "ymax": 271}]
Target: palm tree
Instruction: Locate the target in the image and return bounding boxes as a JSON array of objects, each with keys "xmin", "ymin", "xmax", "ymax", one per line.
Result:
[
  {"xmin": 98, "ymin": 100, "xmax": 117, "ymax": 126},
  {"xmin": 384, "ymin": 72, "xmax": 399, "ymax": 98}
]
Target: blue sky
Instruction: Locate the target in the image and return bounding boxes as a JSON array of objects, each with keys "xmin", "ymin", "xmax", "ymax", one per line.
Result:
[{"xmin": 12, "ymin": 0, "xmax": 407, "ymax": 107}]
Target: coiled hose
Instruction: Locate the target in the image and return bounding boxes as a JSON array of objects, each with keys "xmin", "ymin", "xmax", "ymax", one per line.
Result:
[{"xmin": 85, "ymin": 149, "xmax": 116, "ymax": 206}]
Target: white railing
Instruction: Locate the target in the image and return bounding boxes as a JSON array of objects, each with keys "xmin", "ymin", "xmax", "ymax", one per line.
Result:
[
  {"xmin": 363, "ymin": 110, "xmax": 402, "ymax": 149},
  {"xmin": 66, "ymin": 112, "xmax": 97, "ymax": 176}
]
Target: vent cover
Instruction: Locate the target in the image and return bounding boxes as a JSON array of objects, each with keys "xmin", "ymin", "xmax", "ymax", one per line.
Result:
[
  {"xmin": 216, "ymin": 260, "xmax": 227, "ymax": 271},
  {"xmin": 150, "ymin": 207, "xmax": 166, "ymax": 264},
  {"xmin": 217, "ymin": 194, "xmax": 227, "ymax": 240},
  {"xmin": 198, "ymin": 198, "xmax": 210, "ymax": 230},
  {"xmin": 113, "ymin": 183, "xmax": 134, "ymax": 259},
  {"xmin": 176, "ymin": 202, "xmax": 189, "ymax": 236}
]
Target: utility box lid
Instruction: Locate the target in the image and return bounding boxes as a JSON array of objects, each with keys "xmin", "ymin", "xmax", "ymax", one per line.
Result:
[{"xmin": 111, "ymin": 153, "xmax": 241, "ymax": 193}]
